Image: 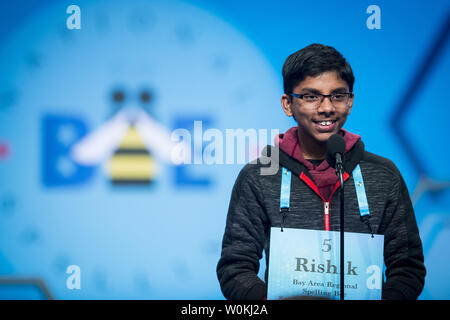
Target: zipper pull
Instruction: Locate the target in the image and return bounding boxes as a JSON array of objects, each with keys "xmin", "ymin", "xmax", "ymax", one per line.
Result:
[{"xmin": 324, "ymin": 202, "xmax": 330, "ymax": 231}]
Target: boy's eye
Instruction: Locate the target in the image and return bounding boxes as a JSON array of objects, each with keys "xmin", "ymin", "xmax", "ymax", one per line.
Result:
[
  {"xmin": 332, "ymin": 94, "xmax": 346, "ymax": 100},
  {"xmin": 303, "ymin": 95, "xmax": 319, "ymax": 101}
]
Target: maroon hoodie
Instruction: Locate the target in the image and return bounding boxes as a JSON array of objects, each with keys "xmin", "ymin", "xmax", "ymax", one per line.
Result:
[{"xmin": 275, "ymin": 126, "xmax": 361, "ymax": 201}]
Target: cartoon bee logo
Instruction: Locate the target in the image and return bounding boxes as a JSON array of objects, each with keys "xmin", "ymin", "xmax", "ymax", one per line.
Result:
[{"xmin": 70, "ymin": 87, "xmax": 187, "ymax": 185}]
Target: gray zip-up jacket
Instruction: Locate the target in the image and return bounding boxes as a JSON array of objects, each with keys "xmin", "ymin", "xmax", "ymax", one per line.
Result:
[{"xmin": 217, "ymin": 140, "xmax": 426, "ymax": 300}]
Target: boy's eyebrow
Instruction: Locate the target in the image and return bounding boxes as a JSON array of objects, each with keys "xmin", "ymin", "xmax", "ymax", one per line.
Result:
[
  {"xmin": 299, "ymin": 87, "xmax": 321, "ymax": 94},
  {"xmin": 299, "ymin": 87, "xmax": 349, "ymax": 94},
  {"xmin": 330, "ymin": 87, "xmax": 349, "ymax": 93}
]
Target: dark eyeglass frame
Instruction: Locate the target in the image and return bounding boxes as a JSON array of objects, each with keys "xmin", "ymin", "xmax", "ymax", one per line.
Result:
[{"xmin": 288, "ymin": 92, "xmax": 353, "ymax": 105}]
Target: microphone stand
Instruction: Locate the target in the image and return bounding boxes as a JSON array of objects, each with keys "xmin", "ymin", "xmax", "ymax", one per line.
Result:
[{"xmin": 335, "ymin": 154, "xmax": 345, "ymax": 301}]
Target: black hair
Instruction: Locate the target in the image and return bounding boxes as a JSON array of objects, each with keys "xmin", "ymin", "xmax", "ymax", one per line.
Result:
[{"xmin": 282, "ymin": 44, "xmax": 355, "ymax": 94}]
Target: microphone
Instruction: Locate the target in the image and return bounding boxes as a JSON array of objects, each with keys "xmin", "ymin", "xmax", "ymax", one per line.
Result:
[
  {"xmin": 326, "ymin": 134, "xmax": 346, "ymax": 171},
  {"xmin": 326, "ymin": 133, "xmax": 346, "ymax": 301}
]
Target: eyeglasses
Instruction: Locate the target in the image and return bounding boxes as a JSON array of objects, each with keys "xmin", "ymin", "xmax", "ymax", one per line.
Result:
[{"xmin": 288, "ymin": 92, "xmax": 353, "ymax": 107}]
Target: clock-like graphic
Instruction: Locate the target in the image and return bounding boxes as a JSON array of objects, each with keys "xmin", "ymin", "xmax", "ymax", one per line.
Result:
[{"xmin": 0, "ymin": 0, "xmax": 289, "ymax": 299}]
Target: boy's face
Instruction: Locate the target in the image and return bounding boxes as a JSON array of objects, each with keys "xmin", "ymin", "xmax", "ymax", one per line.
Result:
[{"xmin": 281, "ymin": 71, "xmax": 353, "ymax": 144}]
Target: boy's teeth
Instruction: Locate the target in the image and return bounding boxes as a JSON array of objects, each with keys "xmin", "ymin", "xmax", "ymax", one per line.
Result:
[{"xmin": 319, "ymin": 121, "xmax": 333, "ymax": 125}]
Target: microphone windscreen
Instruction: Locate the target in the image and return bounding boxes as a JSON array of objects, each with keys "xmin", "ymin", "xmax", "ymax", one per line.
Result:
[{"xmin": 326, "ymin": 134, "xmax": 346, "ymax": 168}]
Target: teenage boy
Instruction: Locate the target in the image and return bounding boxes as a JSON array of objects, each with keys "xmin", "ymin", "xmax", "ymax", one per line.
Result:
[{"xmin": 217, "ymin": 44, "xmax": 426, "ymax": 300}]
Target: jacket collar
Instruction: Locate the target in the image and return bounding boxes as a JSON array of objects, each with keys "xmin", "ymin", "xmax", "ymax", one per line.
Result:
[{"xmin": 261, "ymin": 139, "xmax": 365, "ymax": 179}]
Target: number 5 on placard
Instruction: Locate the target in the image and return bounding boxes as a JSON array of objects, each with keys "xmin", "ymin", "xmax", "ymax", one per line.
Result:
[{"xmin": 322, "ymin": 239, "xmax": 332, "ymax": 252}]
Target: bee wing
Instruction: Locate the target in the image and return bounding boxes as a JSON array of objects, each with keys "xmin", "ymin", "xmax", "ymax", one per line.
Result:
[
  {"xmin": 71, "ymin": 111, "xmax": 130, "ymax": 165},
  {"xmin": 134, "ymin": 110, "xmax": 190, "ymax": 165}
]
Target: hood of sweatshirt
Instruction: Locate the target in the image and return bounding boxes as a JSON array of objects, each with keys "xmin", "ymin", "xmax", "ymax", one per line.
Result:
[{"xmin": 273, "ymin": 126, "xmax": 362, "ymax": 201}]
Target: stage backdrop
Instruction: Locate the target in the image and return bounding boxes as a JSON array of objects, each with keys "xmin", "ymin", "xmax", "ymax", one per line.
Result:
[{"xmin": 0, "ymin": 0, "xmax": 449, "ymax": 299}]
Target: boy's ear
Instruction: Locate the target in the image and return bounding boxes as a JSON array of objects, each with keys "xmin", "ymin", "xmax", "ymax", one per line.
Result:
[
  {"xmin": 347, "ymin": 93, "xmax": 354, "ymax": 115},
  {"xmin": 281, "ymin": 94, "xmax": 293, "ymax": 117}
]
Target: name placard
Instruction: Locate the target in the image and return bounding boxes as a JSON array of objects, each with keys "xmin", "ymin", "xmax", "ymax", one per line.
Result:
[{"xmin": 267, "ymin": 228, "xmax": 384, "ymax": 300}]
